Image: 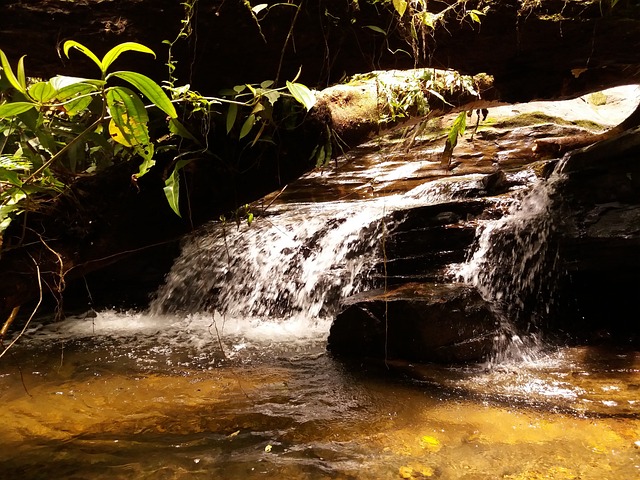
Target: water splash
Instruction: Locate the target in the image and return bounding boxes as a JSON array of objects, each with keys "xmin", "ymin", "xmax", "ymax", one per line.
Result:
[
  {"xmin": 150, "ymin": 201, "xmax": 387, "ymax": 319},
  {"xmin": 150, "ymin": 171, "xmax": 489, "ymax": 321},
  {"xmin": 454, "ymin": 172, "xmax": 564, "ymax": 364}
]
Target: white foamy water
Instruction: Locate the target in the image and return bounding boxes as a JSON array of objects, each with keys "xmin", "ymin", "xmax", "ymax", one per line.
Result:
[
  {"xmin": 150, "ymin": 174, "xmax": 481, "ymax": 320},
  {"xmin": 11, "ymin": 171, "xmax": 500, "ymax": 362},
  {"xmin": 452, "ymin": 172, "xmax": 565, "ymax": 364}
]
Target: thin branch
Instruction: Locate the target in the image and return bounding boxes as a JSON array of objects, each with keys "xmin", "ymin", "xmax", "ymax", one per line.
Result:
[{"xmin": 0, "ymin": 258, "xmax": 42, "ymax": 359}]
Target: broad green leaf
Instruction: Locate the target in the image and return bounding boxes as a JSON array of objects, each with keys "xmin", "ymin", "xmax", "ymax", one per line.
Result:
[
  {"xmin": 101, "ymin": 42, "xmax": 156, "ymax": 73},
  {"xmin": 239, "ymin": 114, "xmax": 256, "ymax": 140},
  {"xmin": 55, "ymin": 83, "xmax": 97, "ymax": 116},
  {"xmin": 263, "ymin": 90, "xmax": 281, "ymax": 106},
  {"xmin": 136, "ymin": 144, "xmax": 156, "ymax": 178},
  {"xmin": 226, "ymin": 103, "xmax": 238, "ymax": 134},
  {"xmin": 106, "ymin": 86, "xmax": 150, "ymax": 147},
  {"xmin": 50, "ymin": 75, "xmax": 105, "ymax": 90},
  {"xmin": 364, "ymin": 25, "xmax": 387, "ymax": 35},
  {"xmin": 447, "ymin": 111, "xmax": 467, "ymax": 148},
  {"xmin": 163, "ymin": 159, "xmax": 191, "ymax": 217},
  {"xmin": 286, "ymin": 81, "xmax": 316, "ymax": 111},
  {"xmin": 134, "ymin": 143, "xmax": 155, "ymax": 177},
  {"xmin": 63, "ymin": 40, "xmax": 104, "ymax": 73},
  {"xmin": 16, "ymin": 56, "xmax": 27, "ymax": 91},
  {"xmin": 168, "ymin": 118, "xmax": 198, "ymax": 142},
  {"xmin": 260, "ymin": 80, "xmax": 274, "ymax": 89},
  {"xmin": 28, "ymin": 81, "xmax": 56, "ymax": 103},
  {"xmin": 392, "ymin": 0, "xmax": 407, "ymax": 17},
  {"xmin": 109, "ymin": 71, "xmax": 177, "ymax": 118},
  {"xmin": 0, "ymin": 155, "xmax": 32, "ymax": 171},
  {"xmin": 0, "ymin": 50, "xmax": 27, "ymax": 94},
  {"xmin": 0, "ymin": 101, "xmax": 36, "ymax": 118},
  {"xmin": 0, "ymin": 167, "xmax": 23, "ymax": 187},
  {"xmin": 164, "ymin": 167, "xmax": 181, "ymax": 216},
  {"xmin": 1, "ymin": 206, "xmax": 20, "ymax": 232}
]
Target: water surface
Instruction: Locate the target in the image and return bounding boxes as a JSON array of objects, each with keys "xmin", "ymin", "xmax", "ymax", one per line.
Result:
[{"xmin": 0, "ymin": 312, "xmax": 638, "ymax": 479}]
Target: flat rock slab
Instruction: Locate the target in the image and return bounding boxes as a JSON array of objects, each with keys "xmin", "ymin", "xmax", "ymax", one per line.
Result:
[{"xmin": 327, "ymin": 282, "xmax": 499, "ymax": 363}]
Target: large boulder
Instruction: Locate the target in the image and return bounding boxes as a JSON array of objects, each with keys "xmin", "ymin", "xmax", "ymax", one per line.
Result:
[
  {"xmin": 551, "ymin": 128, "xmax": 640, "ymax": 343},
  {"xmin": 327, "ymin": 282, "xmax": 499, "ymax": 363}
]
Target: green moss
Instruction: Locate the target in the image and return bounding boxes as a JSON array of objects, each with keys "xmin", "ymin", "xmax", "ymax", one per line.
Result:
[
  {"xmin": 587, "ymin": 91, "xmax": 608, "ymax": 106},
  {"xmin": 489, "ymin": 111, "xmax": 604, "ymax": 131}
]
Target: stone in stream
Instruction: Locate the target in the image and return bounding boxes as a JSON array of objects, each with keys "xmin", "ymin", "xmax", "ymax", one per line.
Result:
[{"xmin": 327, "ymin": 282, "xmax": 499, "ymax": 363}]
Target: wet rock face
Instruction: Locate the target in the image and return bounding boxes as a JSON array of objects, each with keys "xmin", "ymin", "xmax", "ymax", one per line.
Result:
[
  {"xmin": 553, "ymin": 133, "xmax": 640, "ymax": 343},
  {"xmin": 327, "ymin": 283, "xmax": 499, "ymax": 363}
]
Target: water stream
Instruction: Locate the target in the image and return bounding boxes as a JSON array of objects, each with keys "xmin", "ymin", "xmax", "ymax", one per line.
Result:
[{"xmin": 1, "ymin": 99, "xmax": 639, "ymax": 478}]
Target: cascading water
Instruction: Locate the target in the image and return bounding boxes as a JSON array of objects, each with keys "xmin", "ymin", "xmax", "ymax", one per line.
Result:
[
  {"xmin": 149, "ymin": 173, "xmax": 477, "ymax": 325},
  {"xmin": 150, "ymin": 201, "xmax": 386, "ymax": 320},
  {"xmin": 454, "ymin": 170, "xmax": 565, "ymax": 364}
]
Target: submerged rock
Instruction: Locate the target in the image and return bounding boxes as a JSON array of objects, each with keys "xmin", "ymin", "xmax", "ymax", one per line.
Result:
[{"xmin": 327, "ymin": 283, "xmax": 499, "ymax": 363}]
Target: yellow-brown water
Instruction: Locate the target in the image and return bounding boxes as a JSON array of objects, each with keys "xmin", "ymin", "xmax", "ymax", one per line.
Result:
[{"xmin": 0, "ymin": 313, "xmax": 638, "ymax": 479}]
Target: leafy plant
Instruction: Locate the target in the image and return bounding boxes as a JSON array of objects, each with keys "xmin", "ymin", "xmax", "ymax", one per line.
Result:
[
  {"xmin": 0, "ymin": 40, "xmax": 187, "ymax": 237},
  {"xmin": 441, "ymin": 111, "xmax": 466, "ymax": 168},
  {"xmin": 219, "ymin": 72, "xmax": 315, "ymax": 147},
  {"xmin": 382, "ymin": 0, "xmax": 488, "ymax": 59}
]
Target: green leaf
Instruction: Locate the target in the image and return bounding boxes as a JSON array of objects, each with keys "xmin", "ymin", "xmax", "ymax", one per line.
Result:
[
  {"xmin": 101, "ymin": 42, "xmax": 156, "ymax": 73},
  {"xmin": 135, "ymin": 143, "xmax": 155, "ymax": 177},
  {"xmin": 0, "ymin": 155, "xmax": 32, "ymax": 171},
  {"xmin": 263, "ymin": 90, "xmax": 281, "ymax": 106},
  {"xmin": 364, "ymin": 25, "xmax": 387, "ymax": 35},
  {"xmin": 286, "ymin": 81, "xmax": 316, "ymax": 111},
  {"xmin": 0, "ymin": 194, "xmax": 25, "ymax": 233},
  {"xmin": 168, "ymin": 118, "xmax": 198, "ymax": 142},
  {"xmin": 0, "ymin": 50, "xmax": 27, "ymax": 94},
  {"xmin": 239, "ymin": 114, "xmax": 256, "ymax": 139},
  {"xmin": 0, "ymin": 102, "xmax": 36, "ymax": 118},
  {"xmin": 63, "ymin": 40, "xmax": 104, "ymax": 73},
  {"xmin": 28, "ymin": 81, "xmax": 56, "ymax": 103},
  {"xmin": 106, "ymin": 86, "xmax": 150, "ymax": 147},
  {"xmin": 226, "ymin": 103, "xmax": 238, "ymax": 134},
  {"xmin": 108, "ymin": 71, "xmax": 177, "ymax": 118},
  {"xmin": 55, "ymin": 83, "xmax": 97, "ymax": 116},
  {"xmin": 16, "ymin": 55, "xmax": 27, "ymax": 92},
  {"xmin": 0, "ymin": 167, "xmax": 24, "ymax": 187},
  {"xmin": 50, "ymin": 75, "xmax": 105, "ymax": 90},
  {"xmin": 468, "ymin": 10, "xmax": 485, "ymax": 23},
  {"xmin": 163, "ymin": 159, "xmax": 191, "ymax": 217},
  {"xmin": 447, "ymin": 111, "xmax": 467, "ymax": 148},
  {"xmin": 392, "ymin": 0, "xmax": 408, "ymax": 17}
]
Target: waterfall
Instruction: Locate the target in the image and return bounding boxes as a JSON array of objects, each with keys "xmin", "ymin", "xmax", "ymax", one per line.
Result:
[
  {"xmin": 149, "ymin": 174, "xmax": 476, "ymax": 321},
  {"xmin": 454, "ymin": 172, "xmax": 564, "ymax": 364},
  {"xmin": 151, "ymin": 201, "xmax": 386, "ymax": 319}
]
